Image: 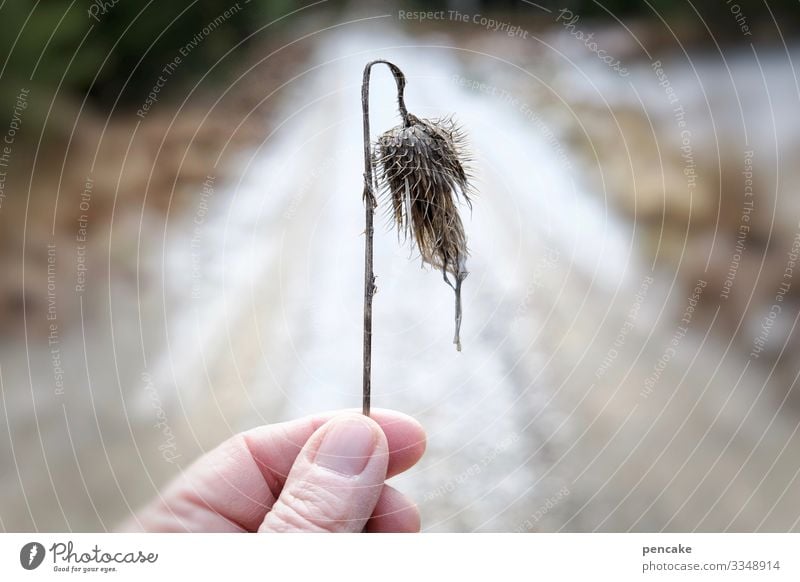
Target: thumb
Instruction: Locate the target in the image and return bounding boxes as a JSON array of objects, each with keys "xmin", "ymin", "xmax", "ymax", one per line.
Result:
[{"xmin": 259, "ymin": 413, "xmax": 389, "ymax": 532}]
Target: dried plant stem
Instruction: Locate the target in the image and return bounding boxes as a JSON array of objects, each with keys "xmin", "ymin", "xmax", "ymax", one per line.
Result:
[
  {"xmin": 361, "ymin": 60, "xmax": 408, "ymax": 417},
  {"xmin": 453, "ymin": 275, "xmax": 463, "ymax": 351}
]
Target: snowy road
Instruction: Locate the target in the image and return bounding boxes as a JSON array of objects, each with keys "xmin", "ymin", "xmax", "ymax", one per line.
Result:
[{"xmin": 3, "ymin": 25, "xmax": 799, "ymax": 532}]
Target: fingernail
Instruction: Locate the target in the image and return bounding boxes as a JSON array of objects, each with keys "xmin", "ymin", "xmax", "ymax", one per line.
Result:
[{"xmin": 315, "ymin": 417, "xmax": 377, "ymax": 476}]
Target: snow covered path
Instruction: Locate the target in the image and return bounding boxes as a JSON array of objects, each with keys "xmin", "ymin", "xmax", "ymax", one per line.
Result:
[{"xmin": 4, "ymin": 25, "xmax": 799, "ymax": 533}]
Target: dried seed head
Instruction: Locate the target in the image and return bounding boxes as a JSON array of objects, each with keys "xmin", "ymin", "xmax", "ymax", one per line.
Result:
[{"xmin": 376, "ymin": 113, "xmax": 472, "ymax": 350}]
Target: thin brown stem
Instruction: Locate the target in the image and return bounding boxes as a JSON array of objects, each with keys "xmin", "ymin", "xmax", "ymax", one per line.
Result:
[{"xmin": 361, "ymin": 59, "xmax": 408, "ymax": 417}]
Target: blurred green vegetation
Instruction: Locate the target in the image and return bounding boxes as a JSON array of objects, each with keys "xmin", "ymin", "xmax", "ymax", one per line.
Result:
[{"xmin": 0, "ymin": 0, "xmax": 296, "ymax": 117}]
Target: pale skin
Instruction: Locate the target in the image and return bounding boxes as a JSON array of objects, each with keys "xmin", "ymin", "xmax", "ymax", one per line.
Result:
[{"xmin": 120, "ymin": 409, "xmax": 426, "ymax": 533}]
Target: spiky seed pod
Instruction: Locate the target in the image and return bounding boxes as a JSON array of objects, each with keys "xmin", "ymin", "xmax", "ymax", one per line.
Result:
[{"xmin": 376, "ymin": 113, "xmax": 472, "ymax": 351}]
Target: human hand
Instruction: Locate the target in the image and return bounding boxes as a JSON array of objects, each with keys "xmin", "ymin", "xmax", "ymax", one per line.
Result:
[{"xmin": 120, "ymin": 409, "xmax": 426, "ymax": 533}]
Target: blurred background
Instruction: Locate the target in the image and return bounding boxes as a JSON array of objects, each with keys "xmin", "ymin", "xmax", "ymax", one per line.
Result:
[{"xmin": 2, "ymin": 0, "xmax": 800, "ymax": 532}]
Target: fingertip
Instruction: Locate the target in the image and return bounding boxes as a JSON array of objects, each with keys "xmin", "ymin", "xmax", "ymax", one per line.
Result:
[
  {"xmin": 365, "ymin": 485, "xmax": 421, "ymax": 533},
  {"xmin": 309, "ymin": 412, "xmax": 389, "ymax": 476},
  {"xmin": 368, "ymin": 409, "xmax": 427, "ymax": 477}
]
